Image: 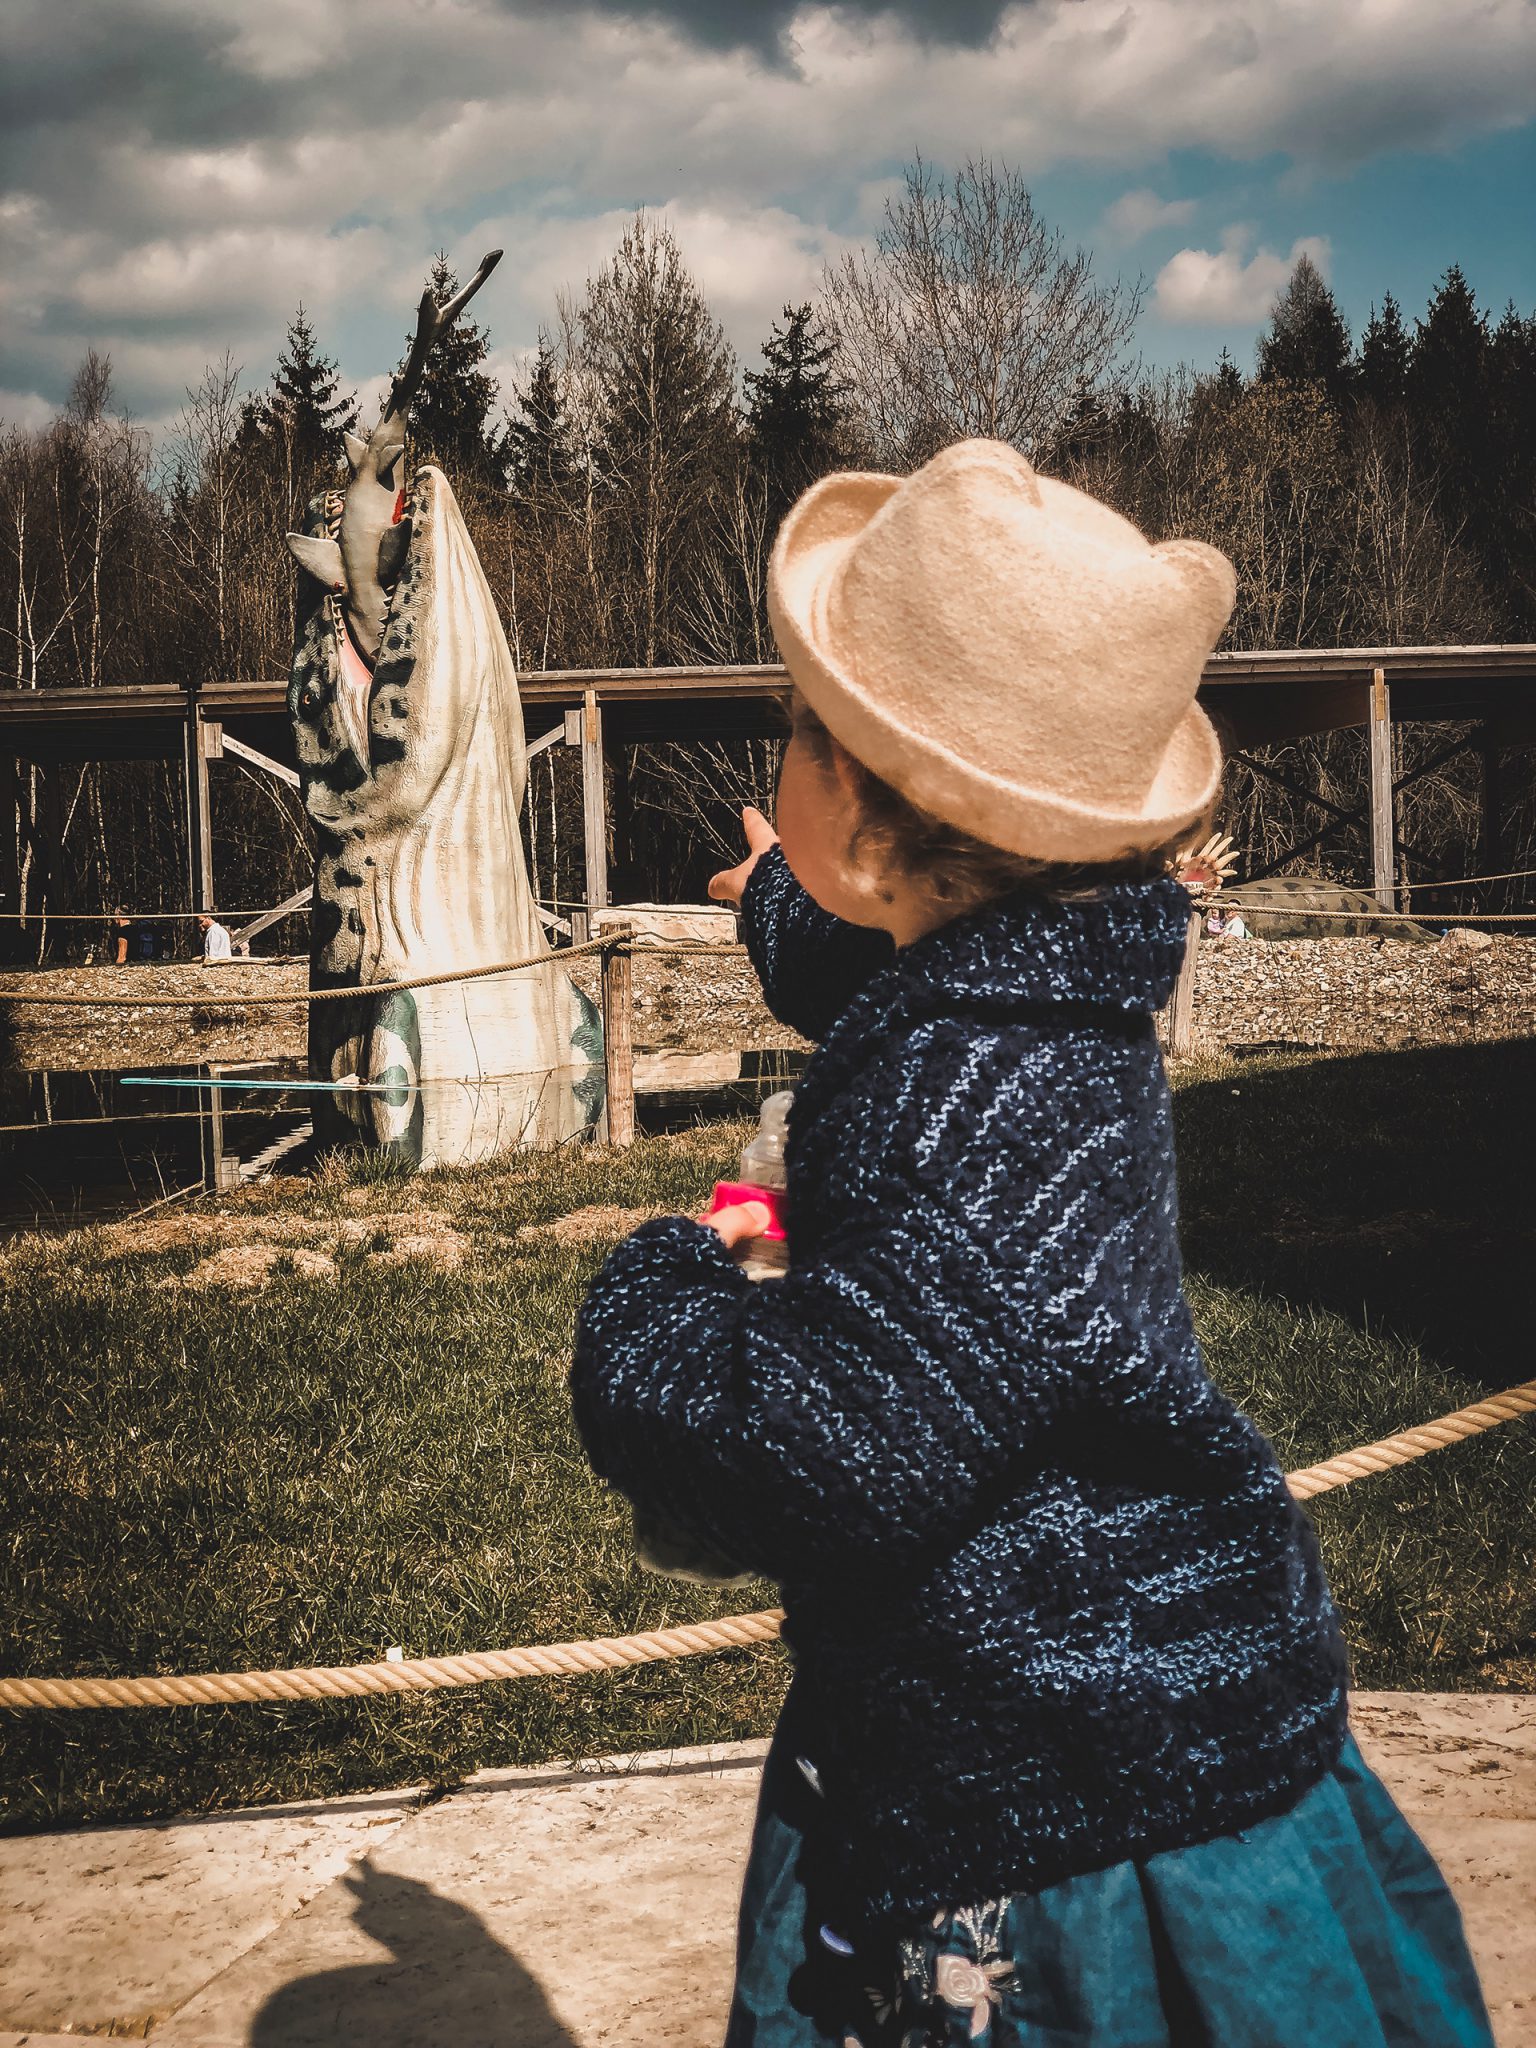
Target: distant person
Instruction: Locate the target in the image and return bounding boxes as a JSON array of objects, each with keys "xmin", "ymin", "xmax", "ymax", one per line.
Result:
[
  {"xmin": 111, "ymin": 908, "xmax": 131, "ymax": 966},
  {"xmin": 198, "ymin": 912, "xmax": 233, "ymax": 963}
]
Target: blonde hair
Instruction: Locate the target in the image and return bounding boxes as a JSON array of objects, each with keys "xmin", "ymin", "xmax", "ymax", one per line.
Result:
[{"xmin": 789, "ymin": 690, "xmax": 1209, "ymax": 914}]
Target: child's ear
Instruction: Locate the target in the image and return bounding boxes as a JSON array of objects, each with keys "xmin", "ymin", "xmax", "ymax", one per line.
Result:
[{"xmin": 826, "ymin": 734, "xmax": 865, "ymax": 814}]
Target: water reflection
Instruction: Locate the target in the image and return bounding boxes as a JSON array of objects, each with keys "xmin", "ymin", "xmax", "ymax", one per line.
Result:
[
  {"xmin": 0, "ymin": 1064, "xmax": 317, "ymax": 1231},
  {"xmin": 0, "ymin": 1049, "xmax": 807, "ymax": 1234}
]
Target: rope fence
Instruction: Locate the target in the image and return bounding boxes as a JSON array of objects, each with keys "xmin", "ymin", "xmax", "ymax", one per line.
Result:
[
  {"xmin": 1283, "ymin": 1380, "xmax": 1536, "ymax": 1498},
  {"xmin": 1221, "ymin": 902, "xmax": 1536, "ymax": 923},
  {"xmin": 3, "ymin": 1378, "xmax": 1531, "ymax": 1712},
  {"xmin": 7, "ymin": 860, "xmax": 1536, "ymax": 925},
  {"xmin": 0, "ymin": 931, "xmax": 624, "ymax": 1007},
  {"xmin": 0, "ymin": 906, "xmax": 316, "ymax": 923}
]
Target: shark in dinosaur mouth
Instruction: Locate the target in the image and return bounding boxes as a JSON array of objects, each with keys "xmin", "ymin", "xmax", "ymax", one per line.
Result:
[{"xmin": 284, "ymin": 256, "xmax": 600, "ymax": 1168}]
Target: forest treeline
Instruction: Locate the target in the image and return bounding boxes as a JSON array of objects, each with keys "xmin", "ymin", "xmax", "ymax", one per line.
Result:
[{"xmin": 3, "ymin": 158, "xmax": 1534, "ymax": 956}]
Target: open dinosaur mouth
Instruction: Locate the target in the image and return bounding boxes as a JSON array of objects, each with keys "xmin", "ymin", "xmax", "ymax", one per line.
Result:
[
  {"xmin": 336, "ymin": 612, "xmax": 376, "ymax": 755},
  {"xmin": 331, "ymin": 471, "xmax": 423, "ymax": 768}
]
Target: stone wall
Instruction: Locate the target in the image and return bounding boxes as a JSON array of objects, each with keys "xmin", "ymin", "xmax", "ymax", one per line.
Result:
[{"xmin": 1188, "ymin": 930, "xmax": 1536, "ymax": 1055}]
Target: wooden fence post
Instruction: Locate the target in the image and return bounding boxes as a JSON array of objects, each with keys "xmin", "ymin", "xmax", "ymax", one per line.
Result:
[
  {"xmin": 1368, "ymin": 667, "xmax": 1396, "ymax": 914},
  {"xmin": 1166, "ymin": 912, "xmax": 1202, "ymax": 1059},
  {"xmin": 183, "ymin": 702, "xmax": 218, "ymax": 919},
  {"xmin": 581, "ymin": 686, "xmax": 608, "ymax": 924},
  {"xmin": 601, "ymin": 938, "xmax": 635, "ymax": 1147}
]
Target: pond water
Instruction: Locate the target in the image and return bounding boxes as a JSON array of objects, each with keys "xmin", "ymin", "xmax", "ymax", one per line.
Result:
[{"xmin": 0, "ymin": 1049, "xmax": 807, "ymax": 1235}]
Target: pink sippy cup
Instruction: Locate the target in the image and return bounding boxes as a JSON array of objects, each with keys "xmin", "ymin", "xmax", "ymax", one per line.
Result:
[{"xmin": 705, "ymin": 1088, "xmax": 793, "ymax": 1279}]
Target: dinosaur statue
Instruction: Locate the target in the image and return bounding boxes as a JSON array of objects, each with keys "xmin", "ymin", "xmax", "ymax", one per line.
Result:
[{"xmin": 284, "ymin": 253, "xmax": 602, "ymax": 1168}]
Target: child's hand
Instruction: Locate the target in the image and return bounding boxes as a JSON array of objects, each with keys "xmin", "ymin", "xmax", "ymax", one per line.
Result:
[
  {"xmin": 699, "ymin": 1201, "xmax": 773, "ymax": 1250},
  {"xmin": 708, "ymin": 807, "xmax": 779, "ymax": 909}
]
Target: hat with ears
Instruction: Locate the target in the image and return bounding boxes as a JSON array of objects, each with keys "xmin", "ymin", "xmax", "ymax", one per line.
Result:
[{"xmin": 766, "ymin": 437, "xmax": 1235, "ymax": 865}]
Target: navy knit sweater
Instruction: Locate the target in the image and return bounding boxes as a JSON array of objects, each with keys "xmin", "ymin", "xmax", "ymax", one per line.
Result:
[{"xmin": 571, "ymin": 847, "xmax": 1349, "ymax": 1926}]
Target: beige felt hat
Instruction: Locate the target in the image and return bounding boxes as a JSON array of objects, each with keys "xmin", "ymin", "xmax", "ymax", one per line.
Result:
[{"xmin": 766, "ymin": 437, "xmax": 1235, "ymax": 864}]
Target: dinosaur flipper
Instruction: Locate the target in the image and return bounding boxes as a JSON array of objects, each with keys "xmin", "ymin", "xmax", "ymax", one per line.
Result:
[{"xmin": 286, "ymin": 534, "xmax": 346, "ymax": 591}]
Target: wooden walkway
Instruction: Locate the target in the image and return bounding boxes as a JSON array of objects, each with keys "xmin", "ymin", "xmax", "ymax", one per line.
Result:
[{"xmin": 4, "ymin": 647, "xmax": 1534, "ymax": 922}]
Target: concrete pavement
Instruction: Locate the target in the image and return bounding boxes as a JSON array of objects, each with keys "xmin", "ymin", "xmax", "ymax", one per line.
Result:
[{"xmin": 1, "ymin": 1694, "xmax": 1531, "ymax": 2046}]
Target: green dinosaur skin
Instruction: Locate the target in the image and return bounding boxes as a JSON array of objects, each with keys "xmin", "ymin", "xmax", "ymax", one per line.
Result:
[{"xmin": 287, "ymin": 463, "xmax": 602, "ymax": 1168}]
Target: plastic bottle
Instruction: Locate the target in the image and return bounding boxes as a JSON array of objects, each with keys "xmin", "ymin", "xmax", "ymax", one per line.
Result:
[
  {"xmin": 632, "ymin": 1087, "xmax": 798, "ymax": 1586},
  {"xmin": 706, "ymin": 1087, "xmax": 793, "ymax": 1280}
]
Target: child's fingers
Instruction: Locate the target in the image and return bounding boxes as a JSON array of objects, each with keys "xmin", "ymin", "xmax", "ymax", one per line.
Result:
[
  {"xmin": 706, "ymin": 810, "xmax": 780, "ymax": 907},
  {"xmin": 741, "ymin": 805, "xmax": 779, "ymax": 854},
  {"xmin": 699, "ymin": 1201, "xmax": 773, "ymax": 1248}
]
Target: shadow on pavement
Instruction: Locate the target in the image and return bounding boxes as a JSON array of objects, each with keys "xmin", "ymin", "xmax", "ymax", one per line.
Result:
[{"xmin": 251, "ymin": 1858, "xmax": 579, "ymax": 2047}]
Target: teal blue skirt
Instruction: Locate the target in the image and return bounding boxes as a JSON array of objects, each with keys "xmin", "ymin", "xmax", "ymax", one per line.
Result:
[{"xmin": 726, "ymin": 1727, "xmax": 1493, "ymax": 2046}]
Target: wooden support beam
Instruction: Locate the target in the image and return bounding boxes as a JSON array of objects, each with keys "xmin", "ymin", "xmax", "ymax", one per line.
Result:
[
  {"xmin": 221, "ymin": 734, "xmax": 300, "ymax": 790},
  {"xmin": 1232, "ymin": 751, "xmax": 1361, "ymax": 824},
  {"xmin": 183, "ymin": 708, "xmax": 215, "ymax": 915},
  {"xmin": 1390, "ymin": 727, "xmax": 1479, "ymax": 797},
  {"xmin": 1368, "ymin": 667, "xmax": 1395, "ymax": 913},
  {"xmin": 231, "ymin": 884, "xmax": 313, "ymax": 949},
  {"xmin": 1479, "ymin": 725, "xmax": 1505, "ymax": 890},
  {"xmin": 525, "ymin": 725, "xmax": 562, "ymax": 762},
  {"xmin": 200, "ymin": 1083, "xmax": 238, "ymax": 1192},
  {"xmin": 600, "ymin": 940, "xmax": 635, "ymax": 1147},
  {"xmin": 580, "ymin": 685, "xmax": 608, "ymax": 921},
  {"xmin": 1246, "ymin": 816, "xmax": 1364, "ymax": 884},
  {"xmin": 1164, "ymin": 913, "xmax": 1202, "ymax": 1059}
]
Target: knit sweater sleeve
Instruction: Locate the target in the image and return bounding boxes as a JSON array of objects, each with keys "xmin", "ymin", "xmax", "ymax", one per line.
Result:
[
  {"xmin": 569, "ymin": 1074, "xmax": 1079, "ymax": 1582},
  {"xmin": 740, "ymin": 844, "xmax": 895, "ymax": 1041}
]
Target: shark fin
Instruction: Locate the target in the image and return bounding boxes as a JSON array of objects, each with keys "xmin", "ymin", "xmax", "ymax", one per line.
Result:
[
  {"xmin": 285, "ymin": 533, "xmax": 346, "ymax": 590},
  {"xmin": 375, "ymin": 519, "xmax": 413, "ymax": 588},
  {"xmin": 343, "ymin": 430, "xmax": 369, "ymax": 474}
]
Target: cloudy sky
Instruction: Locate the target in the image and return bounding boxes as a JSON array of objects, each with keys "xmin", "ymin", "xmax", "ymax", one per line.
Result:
[{"xmin": 3, "ymin": 0, "xmax": 1533, "ymax": 436}]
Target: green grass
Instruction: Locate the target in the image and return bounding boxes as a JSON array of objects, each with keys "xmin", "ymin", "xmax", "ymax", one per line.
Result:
[{"xmin": 2, "ymin": 1042, "xmax": 1533, "ymax": 1833}]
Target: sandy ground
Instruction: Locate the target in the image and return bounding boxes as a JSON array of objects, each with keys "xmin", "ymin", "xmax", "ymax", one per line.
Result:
[{"xmin": 0, "ymin": 1694, "xmax": 1530, "ymax": 2047}]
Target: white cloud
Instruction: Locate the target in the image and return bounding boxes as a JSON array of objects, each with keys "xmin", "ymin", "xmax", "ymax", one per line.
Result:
[
  {"xmin": 1102, "ymin": 188, "xmax": 1198, "ymax": 244},
  {"xmin": 3, "ymin": 0, "xmax": 1533, "ymax": 423},
  {"xmin": 0, "ymin": 387, "xmax": 56, "ymax": 431},
  {"xmin": 1153, "ymin": 228, "xmax": 1332, "ymax": 325}
]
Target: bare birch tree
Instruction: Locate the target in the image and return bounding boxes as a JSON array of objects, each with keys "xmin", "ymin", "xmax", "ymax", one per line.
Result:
[{"xmin": 820, "ymin": 155, "xmax": 1141, "ymax": 467}]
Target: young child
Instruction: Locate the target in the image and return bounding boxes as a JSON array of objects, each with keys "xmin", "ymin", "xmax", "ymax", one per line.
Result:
[{"xmin": 569, "ymin": 441, "xmax": 1492, "ymax": 2047}]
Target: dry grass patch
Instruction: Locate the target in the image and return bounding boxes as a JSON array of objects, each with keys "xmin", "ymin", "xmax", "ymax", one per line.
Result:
[
  {"xmin": 153, "ymin": 1209, "xmax": 475, "ymax": 1289},
  {"xmin": 517, "ymin": 1203, "xmax": 668, "ymax": 1249},
  {"xmin": 166, "ymin": 1244, "xmax": 338, "ymax": 1291}
]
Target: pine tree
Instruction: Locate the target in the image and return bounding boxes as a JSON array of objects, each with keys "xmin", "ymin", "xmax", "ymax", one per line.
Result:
[
  {"xmin": 507, "ymin": 338, "xmax": 572, "ymax": 502},
  {"xmin": 1256, "ymin": 254, "xmax": 1352, "ymax": 398},
  {"xmin": 1356, "ymin": 294, "xmax": 1410, "ymax": 411},
  {"xmin": 403, "ymin": 253, "xmax": 510, "ymax": 491},
  {"xmin": 1483, "ymin": 301, "xmax": 1536, "ymax": 632},
  {"xmin": 743, "ymin": 304, "xmax": 849, "ymax": 524},
  {"xmin": 1409, "ymin": 265, "xmax": 1489, "ymax": 424},
  {"xmin": 1048, "ymin": 382, "xmax": 1114, "ymax": 470},
  {"xmin": 1212, "ymin": 347, "xmax": 1245, "ymax": 401},
  {"xmin": 1407, "ymin": 268, "xmax": 1530, "ymax": 631},
  {"xmin": 270, "ymin": 305, "xmax": 356, "ymax": 471}
]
